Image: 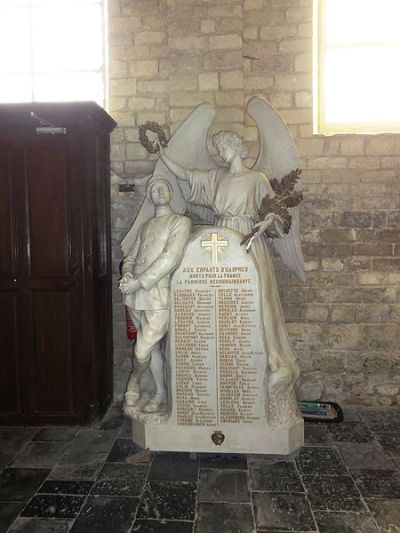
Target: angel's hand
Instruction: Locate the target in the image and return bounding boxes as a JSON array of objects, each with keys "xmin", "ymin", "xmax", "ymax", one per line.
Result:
[{"xmin": 253, "ymin": 213, "xmax": 277, "ymax": 236}]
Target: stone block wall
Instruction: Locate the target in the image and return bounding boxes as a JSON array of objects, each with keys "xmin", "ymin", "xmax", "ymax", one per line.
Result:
[{"xmin": 108, "ymin": 0, "xmax": 400, "ymax": 405}]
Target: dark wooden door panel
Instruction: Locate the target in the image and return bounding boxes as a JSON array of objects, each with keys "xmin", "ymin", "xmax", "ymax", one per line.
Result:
[
  {"xmin": 0, "ymin": 292, "xmax": 21, "ymax": 413},
  {"xmin": 25, "ymin": 146, "xmax": 70, "ymax": 277},
  {"xmin": 0, "ymin": 149, "xmax": 16, "ymax": 276},
  {"xmin": 30, "ymin": 290, "xmax": 74, "ymax": 415}
]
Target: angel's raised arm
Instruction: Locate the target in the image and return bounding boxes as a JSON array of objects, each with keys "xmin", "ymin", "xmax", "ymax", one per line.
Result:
[{"xmin": 158, "ymin": 146, "xmax": 191, "ymax": 182}]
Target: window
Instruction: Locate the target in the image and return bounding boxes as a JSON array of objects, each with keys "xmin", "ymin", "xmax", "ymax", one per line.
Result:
[
  {"xmin": 0, "ymin": 0, "xmax": 106, "ymax": 105},
  {"xmin": 315, "ymin": 0, "xmax": 400, "ymax": 133}
]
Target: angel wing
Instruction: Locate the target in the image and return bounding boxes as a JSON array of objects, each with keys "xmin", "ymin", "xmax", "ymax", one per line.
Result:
[
  {"xmin": 246, "ymin": 95, "xmax": 306, "ymax": 283},
  {"xmin": 121, "ymin": 103, "xmax": 216, "ymax": 256}
]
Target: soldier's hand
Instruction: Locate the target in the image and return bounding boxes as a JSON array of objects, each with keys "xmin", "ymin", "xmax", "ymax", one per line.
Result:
[{"xmin": 119, "ymin": 277, "xmax": 141, "ymax": 294}]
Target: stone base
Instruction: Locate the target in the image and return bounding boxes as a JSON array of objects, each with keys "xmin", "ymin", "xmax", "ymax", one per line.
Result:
[{"xmin": 131, "ymin": 418, "xmax": 304, "ymax": 455}]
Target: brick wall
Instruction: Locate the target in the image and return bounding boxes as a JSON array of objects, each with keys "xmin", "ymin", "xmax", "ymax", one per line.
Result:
[{"xmin": 108, "ymin": 0, "xmax": 400, "ymax": 405}]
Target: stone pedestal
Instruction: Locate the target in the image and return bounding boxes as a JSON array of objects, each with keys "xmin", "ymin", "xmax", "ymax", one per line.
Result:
[{"xmin": 130, "ymin": 226, "xmax": 303, "ymax": 454}]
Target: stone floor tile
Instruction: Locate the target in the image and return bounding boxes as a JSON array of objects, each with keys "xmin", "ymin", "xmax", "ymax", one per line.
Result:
[
  {"xmin": 0, "ymin": 452, "xmax": 15, "ymax": 472},
  {"xmin": 0, "ymin": 429, "xmax": 39, "ymax": 454},
  {"xmin": 249, "ymin": 459, "xmax": 304, "ymax": 493},
  {"xmin": 253, "ymin": 492, "xmax": 315, "ymax": 531},
  {"xmin": 137, "ymin": 481, "xmax": 196, "ymax": 521},
  {"xmin": 302, "ymin": 475, "xmax": 365, "ymax": 512},
  {"xmin": 106, "ymin": 438, "xmax": 143, "ymax": 463},
  {"xmin": 194, "ymin": 502, "xmax": 254, "ymax": 533},
  {"xmin": 7, "ymin": 517, "xmax": 73, "ymax": 532},
  {"xmin": 352, "ymin": 468, "xmax": 400, "ymax": 498},
  {"xmin": 70, "ymin": 495, "xmax": 139, "ymax": 533},
  {"xmin": 67, "ymin": 429, "xmax": 117, "ymax": 455},
  {"xmin": 11, "ymin": 442, "xmax": 68, "ymax": 469},
  {"xmin": 341, "ymin": 405, "xmax": 361, "ymax": 421},
  {"xmin": 0, "ymin": 468, "xmax": 50, "ymax": 502},
  {"xmin": 132, "ymin": 519, "xmax": 193, "ymax": 532},
  {"xmin": 197, "ymin": 469, "xmax": 250, "ymax": 503},
  {"xmin": 0, "ymin": 502, "xmax": 25, "ymax": 533},
  {"xmin": 199, "ymin": 453, "xmax": 247, "ymax": 470},
  {"xmin": 327, "ymin": 421, "xmax": 374, "ymax": 443},
  {"xmin": 374, "ymin": 431, "xmax": 400, "ymax": 457},
  {"xmin": 393, "ymin": 458, "xmax": 400, "ymax": 470},
  {"xmin": 304, "ymin": 424, "xmax": 333, "ymax": 446},
  {"xmin": 91, "ymin": 463, "xmax": 148, "ymax": 497},
  {"xmin": 149, "ymin": 453, "xmax": 198, "ymax": 482},
  {"xmin": 38, "ymin": 480, "xmax": 93, "ymax": 496},
  {"xmin": 296, "ymin": 447, "xmax": 347, "ymax": 476},
  {"xmin": 21, "ymin": 494, "xmax": 85, "ymax": 519},
  {"xmin": 359, "ymin": 407, "xmax": 400, "ymax": 432},
  {"xmin": 48, "ymin": 462, "xmax": 103, "ymax": 481},
  {"xmin": 366, "ymin": 498, "xmax": 400, "ymax": 532},
  {"xmin": 313, "ymin": 511, "xmax": 379, "ymax": 533},
  {"xmin": 33, "ymin": 427, "xmax": 81, "ymax": 443},
  {"xmin": 58, "ymin": 450, "xmax": 108, "ymax": 467},
  {"xmin": 338, "ymin": 442, "xmax": 393, "ymax": 470}
]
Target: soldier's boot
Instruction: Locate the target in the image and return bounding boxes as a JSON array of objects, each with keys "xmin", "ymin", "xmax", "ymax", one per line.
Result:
[{"xmin": 124, "ymin": 356, "xmax": 150, "ymax": 407}]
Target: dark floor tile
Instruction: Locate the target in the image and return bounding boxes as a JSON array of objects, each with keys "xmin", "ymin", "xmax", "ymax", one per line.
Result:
[
  {"xmin": 375, "ymin": 431, "xmax": 400, "ymax": 457},
  {"xmin": 137, "ymin": 481, "xmax": 196, "ymax": 521},
  {"xmin": 106, "ymin": 438, "xmax": 142, "ymax": 463},
  {"xmin": 33, "ymin": 427, "xmax": 81, "ymax": 443},
  {"xmin": 7, "ymin": 517, "xmax": 73, "ymax": 532},
  {"xmin": 199, "ymin": 453, "xmax": 247, "ymax": 470},
  {"xmin": 91, "ymin": 463, "xmax": 148, "ymax": 497},
  {"xmin": 249, "ymin": 459, "xmax": 303, "ymax": 493},
  {"xmin": 302, "ymin": 475, "xmax": 365, "ymax": 512},
  {"xmin": 0, "ymin": 502, "xmax": 25, "ymax": 533},
  {"xmin": 21, "ymin": 494, "xmax": 85, "ymax": 519},
  {"xmin": 339, "ymin": 442, "xmax": 393, "ymax": 470},
  {"xmin": 0, "ymin": 468, "xmax": 50, "ymax": 502},
  {"xmin": 359, "ymin": 407, "xmax": 400, "ymax": 432},
  {"xmin": 195, "ymin": 502, "xmax": 254, "ymax": 533},
  {"xmin": 253, "ymin": 492, "xmax": 315, "ymax": 531},
  {"xmin": 0, "ymin": 429, "xmax": 38, "ymax": 454},
  {"xmin": 327, "ymin": 421, "xmax": 374, "ymax": 443},
  {"xmin": 0, "ymin": 452, "xmax": 15, "ymax": 472},
  {"xmin": 197, "ymin": 469, "xmax": 249, "ymax": 503},
  {"xmin": 38, "ymin": 480, "xmax": 93, "ymax": 496},
  {"xmin": 70, "ymin": 495, "xmax": 138, "ymax": 533},
  {"xmin": 296, "ymin": 447, "xmax": 347, "ymax": 476},
  {"xmin": 352, "ymin": 468, "xmax": 400, "ymax": 498},
  {"xmin": 58, "ymin": 450, "xmax": 109, "ymax": 467},
  {"xmin": 341, "ymin": 406, "xmax": 361, "ymax": 421},
  {"xmin": 313, "ymin": 511, "xmax": 379, "ymax": 533},
  {"xmin": 48, "ymin": 462, "xmax": 103, "ymax": 481},
  {"xmin": 393, "ymin": 458, "xmax": 400, "ymax": 470},
  {"xmin": 132, "ymin": 519, "xmax": 193, "ymax": 532},
  {"xmin": 11, "ymin": 442, "xmax": 68, "ymax": 469},
  {"xmin": 304, "ymin": 425, "xmax": 333, "ymax": 446},
  {"xmin": 367, "ymin": 499, "xmax": 400, "ymax": 532},
  {"xmin": 149, "ymin": 453, "xmax": 198, "ymax": 482},
  {"xmin": 68, "ymin": 429, "xmax": 117, "ymax": 455}
]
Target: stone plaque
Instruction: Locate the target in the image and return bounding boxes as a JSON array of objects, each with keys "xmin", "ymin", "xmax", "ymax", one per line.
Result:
[{"xmin": 130, "ymin": 226, "xmax": 303, "ymax": 454}]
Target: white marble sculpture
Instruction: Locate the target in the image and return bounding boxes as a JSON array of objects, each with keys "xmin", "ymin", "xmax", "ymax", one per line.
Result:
[
  {"xmin": 121, "ymin": 96, "xmax": 306, "ymax": 451},
  {"xmin": 119, "ymin": 176, "xmax": 191, "ymax": 421}
]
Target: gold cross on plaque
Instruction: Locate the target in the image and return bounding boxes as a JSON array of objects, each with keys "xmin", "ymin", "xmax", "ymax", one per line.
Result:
[{"xmin": 201, "ymin": 233, "xmax": 228, "ymax": 265}]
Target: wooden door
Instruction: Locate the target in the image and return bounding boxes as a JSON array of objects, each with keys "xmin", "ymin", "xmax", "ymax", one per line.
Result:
[{"xmin": 0, "ymin": 132, "xmax": 87, "ymax": 423}]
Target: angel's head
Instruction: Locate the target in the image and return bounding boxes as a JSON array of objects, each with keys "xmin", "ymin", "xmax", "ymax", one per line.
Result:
[{"xmin": 212, "ymin": 131, "xmax": 248, "ymax": 163}]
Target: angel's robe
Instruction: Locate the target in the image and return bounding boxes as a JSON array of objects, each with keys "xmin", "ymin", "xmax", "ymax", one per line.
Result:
[{"xmin": 184, "ymin": 167, "xmax": 300, "ymax": 394}]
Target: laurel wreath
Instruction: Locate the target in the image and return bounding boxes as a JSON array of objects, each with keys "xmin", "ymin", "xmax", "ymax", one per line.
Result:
[{"xmin": 139, "ymin": 121, "xmax": 168, "ymax": 153}]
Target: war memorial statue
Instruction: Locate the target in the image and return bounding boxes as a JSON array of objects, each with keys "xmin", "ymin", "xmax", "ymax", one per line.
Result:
[{"xmin": 120, "ymin": 96, "xmax": 306, "ymax": 454}]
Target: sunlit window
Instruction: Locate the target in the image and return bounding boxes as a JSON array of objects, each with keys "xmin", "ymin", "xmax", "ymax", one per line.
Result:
[
  {"xmin": 315, "ymin": 0, "xmax": 400, "ymax": 133},
  {"xmin": 0, "ymin": 0, "xmax": 106, "ymax": 105}
]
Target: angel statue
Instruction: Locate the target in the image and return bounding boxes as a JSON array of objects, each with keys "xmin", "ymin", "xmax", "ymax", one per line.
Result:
[{"xmin": 122, "ymin": 95, "xmax": 306, "ymax": 427}]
